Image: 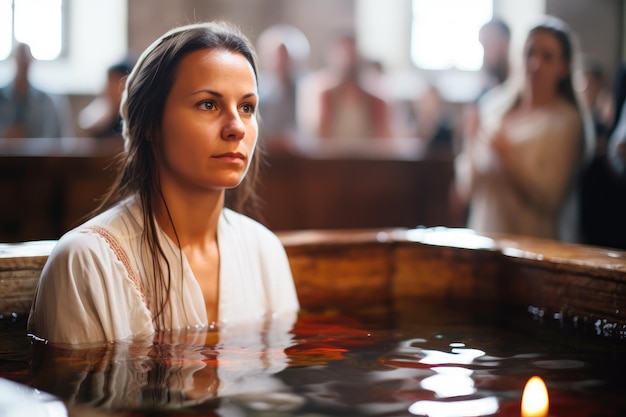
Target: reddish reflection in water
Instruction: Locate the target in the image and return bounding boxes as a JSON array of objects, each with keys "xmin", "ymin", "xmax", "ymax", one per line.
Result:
[{"xmin": 1, "ymin": 300, "xmax": 625, "ymax": 416}]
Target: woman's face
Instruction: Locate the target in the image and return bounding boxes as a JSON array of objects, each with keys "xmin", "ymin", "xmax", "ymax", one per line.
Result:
[
  {"xmin": 159, "ymin": 48, "xmax": 258, "ymax": 193},
  {"xmin": 524, "ymin": 30, "xmax": 568, "ymax": 93}
]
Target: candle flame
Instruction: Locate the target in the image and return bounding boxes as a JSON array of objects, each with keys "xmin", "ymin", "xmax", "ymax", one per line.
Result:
[{"xmin": 521, "ymin": 376, "xmax": 549, "ymax": 417}]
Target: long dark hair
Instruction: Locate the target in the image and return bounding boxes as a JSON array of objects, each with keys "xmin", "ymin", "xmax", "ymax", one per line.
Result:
[
  {"xmin": 527, "ymin": 16, "xmax": 578, "ymax": 107},
  {"xmin": 94, "ymin": 21, "xmax": 263, "ymax": 329},
  {"xmin": 523, "ymin": 16, "xmax": 595, "ymax": 159}
]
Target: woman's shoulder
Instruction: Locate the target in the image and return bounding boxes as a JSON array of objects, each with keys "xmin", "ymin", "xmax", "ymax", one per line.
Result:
[
  {"xmin": 221, "ymin": 209, "xmax": 282, "ymax": 245},
  {"xmin": 51, "ymin": 197, "xmax": 142, "ymax": 256},
  {"xmin": 77, "ymin": 196, "xmax": 142, "ymax": 234},
  {"xmin": 222, "ymin": 208, "xmax": 274, "ymax": 232},
  {"xmin": 52, "ymin": 226, "xmax": 106, "ymax": 256},
  {"xmin": 44, "ymin": 225, "xmax": 121, "ymax": 280}
]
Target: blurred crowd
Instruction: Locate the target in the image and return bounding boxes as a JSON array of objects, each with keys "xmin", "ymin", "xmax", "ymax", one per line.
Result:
[
  {"xmin": 0, "ymin": 43, "xmax": 134, "ymax": 140},
  {"xmin": 1, "ymin": 15, "xmax": 625, "ymax": 249}
]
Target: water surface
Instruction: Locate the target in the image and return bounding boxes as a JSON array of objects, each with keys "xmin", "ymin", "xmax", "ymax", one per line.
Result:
[{"xmin": 1, "ymin": 299, "xmax": 625, "ymax": 416}]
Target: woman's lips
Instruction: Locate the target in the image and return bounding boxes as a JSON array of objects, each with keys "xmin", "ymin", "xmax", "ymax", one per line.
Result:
[{"xmin": 212, "ymin": 152, "xmax": 245, "ymax": 163}]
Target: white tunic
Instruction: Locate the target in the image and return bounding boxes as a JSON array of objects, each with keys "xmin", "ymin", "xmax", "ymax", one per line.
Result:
[
  {"xmin": 27, "ymin": 196, "xmax": 299, "ymax": 345},
  {"xmin": 455, "ymin": 85, "xmax": 584, "ymax": 241}
]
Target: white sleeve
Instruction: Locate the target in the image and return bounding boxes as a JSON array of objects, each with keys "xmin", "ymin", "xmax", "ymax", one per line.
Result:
[{"xmin": 27, "ymin": 230, "xmax": 153, "ymax": 345}]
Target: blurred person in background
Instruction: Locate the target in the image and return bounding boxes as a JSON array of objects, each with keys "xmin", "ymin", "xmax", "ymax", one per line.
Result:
[
  {"xmin": 314, "ymin": 32, "xmax": 392, "ymax": 141},
  {"xmin": 0, "ymin": 42, "xmax": 73, "ymax": 138},
  {"xmin": 476, "ymin": 18, "xmax": 511, "ymax": 100},
  {"xmin": 78, "ymin": 58, "xmax": 134, "ymax": 139},
  {"xmin": 600, "ymin": 60, "xmax": 626, "ymax": 180},
  {"xmin": 579, "ymin": 60, "xmax": 626, "ymax": 249},
  {"xmin": 256, "ymin": 24, "xmax": 310, "ymax": 154},
  {"xmin": 577, "ymin": 56, "xmax": 614, "ymax": 151},
  {"xmin": 450, "ymin": 17, "xmax": 512, "ymax": 225},
  {"xmin": 608, "ymin": 62, "xmax": 626, "ymax": 180},
  {"xmin": 463, "ymin": 18, "xmax": 512, "ymax": 139},
  {"xmin": 411, "ymin": 83, "xmax": 455, "ymax": 158},
  {"xmin": 453, "ymin": 16, "xmax": 594, "ymax": 243},
  {"xmin": 608, "ymin": 100, "xmax": 626, "ymax": 179},
  {"xmin": 577, "ymin": 56, "xmax": 622, "ymax": 249}
]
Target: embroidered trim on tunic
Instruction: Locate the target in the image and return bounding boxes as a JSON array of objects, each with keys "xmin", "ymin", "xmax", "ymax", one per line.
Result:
[{"xmin": 88, "ymin": 225, "xmax": 149, "ymax": 309}]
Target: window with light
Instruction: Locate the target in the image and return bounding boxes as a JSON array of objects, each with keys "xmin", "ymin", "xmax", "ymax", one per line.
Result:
[
  {"xmin": 411, "ymin": 0, "xmax": 492, "ymax": 71},
  {"xmin": 0, "ymin": 0, "xmax": 64, "ymax": 61}
]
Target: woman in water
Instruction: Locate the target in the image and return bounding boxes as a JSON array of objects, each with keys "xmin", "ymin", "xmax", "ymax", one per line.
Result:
[{"xmin": 28, "ymin": 21, "xmax": 300, "ymax": 345}]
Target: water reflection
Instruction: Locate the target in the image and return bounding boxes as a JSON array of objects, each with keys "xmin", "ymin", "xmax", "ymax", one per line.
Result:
[
  {"xmin": 1, "ymin": 301, "xmax": 625, "ymax": 416},
  {"xmin": 420, "ymin": 367, "xmax": 476, "ymax": 397},
  {"xmin": 388, "ymin": 338, "xmax": 499, "ymax": 416},
  {"xmin": 29, "ymin": 314, "xmax": 299, "ymax": 412},
  {"xmin": 0, "ymin": 377, "xmax": 67, "ymax": 416},
  {"xmin": 408, "ymin": 397, "xmax": 499, "ymax": 417}
]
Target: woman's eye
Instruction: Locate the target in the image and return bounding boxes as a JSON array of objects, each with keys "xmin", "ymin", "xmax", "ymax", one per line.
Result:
[
  {"xmin": 241, "ymin": 103, "xmax": 255, "ymax": 114},
  {"xmin": 200, "ymin": 101, "xmax": 216, "ymax": 110}
]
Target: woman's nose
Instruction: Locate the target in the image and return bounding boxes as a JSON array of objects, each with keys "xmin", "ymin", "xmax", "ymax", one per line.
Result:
[{"xmin": 221, "ymin": 111, "xmax": 245, "ymax": 141}]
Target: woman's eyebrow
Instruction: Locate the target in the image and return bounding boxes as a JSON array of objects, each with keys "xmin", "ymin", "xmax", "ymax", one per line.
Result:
[
  {"xmin": 191, "ymin": 89, "xmax": 222, "ymax": 97},
  {"xmin": 190, "ymin": 90, "xmax": 257, "ymax": 99}
]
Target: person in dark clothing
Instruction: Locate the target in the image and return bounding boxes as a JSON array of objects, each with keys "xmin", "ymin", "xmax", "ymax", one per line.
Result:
[
  {"xmin": 579, "ymin": 62, "xmax": 626, "ymax": 250},
  {"xmin": 78, "ymin": 59, "xmax": 134, "ymax": 138}
]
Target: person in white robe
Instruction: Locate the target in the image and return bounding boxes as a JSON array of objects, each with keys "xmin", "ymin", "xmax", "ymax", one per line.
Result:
[
  {"xmin": 27, "ymin": 21, "xmax": 300, "ymax": 346},
  {"xmin": 453, "ymin": 16, "xmax": 594, "ymax": 243}
]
